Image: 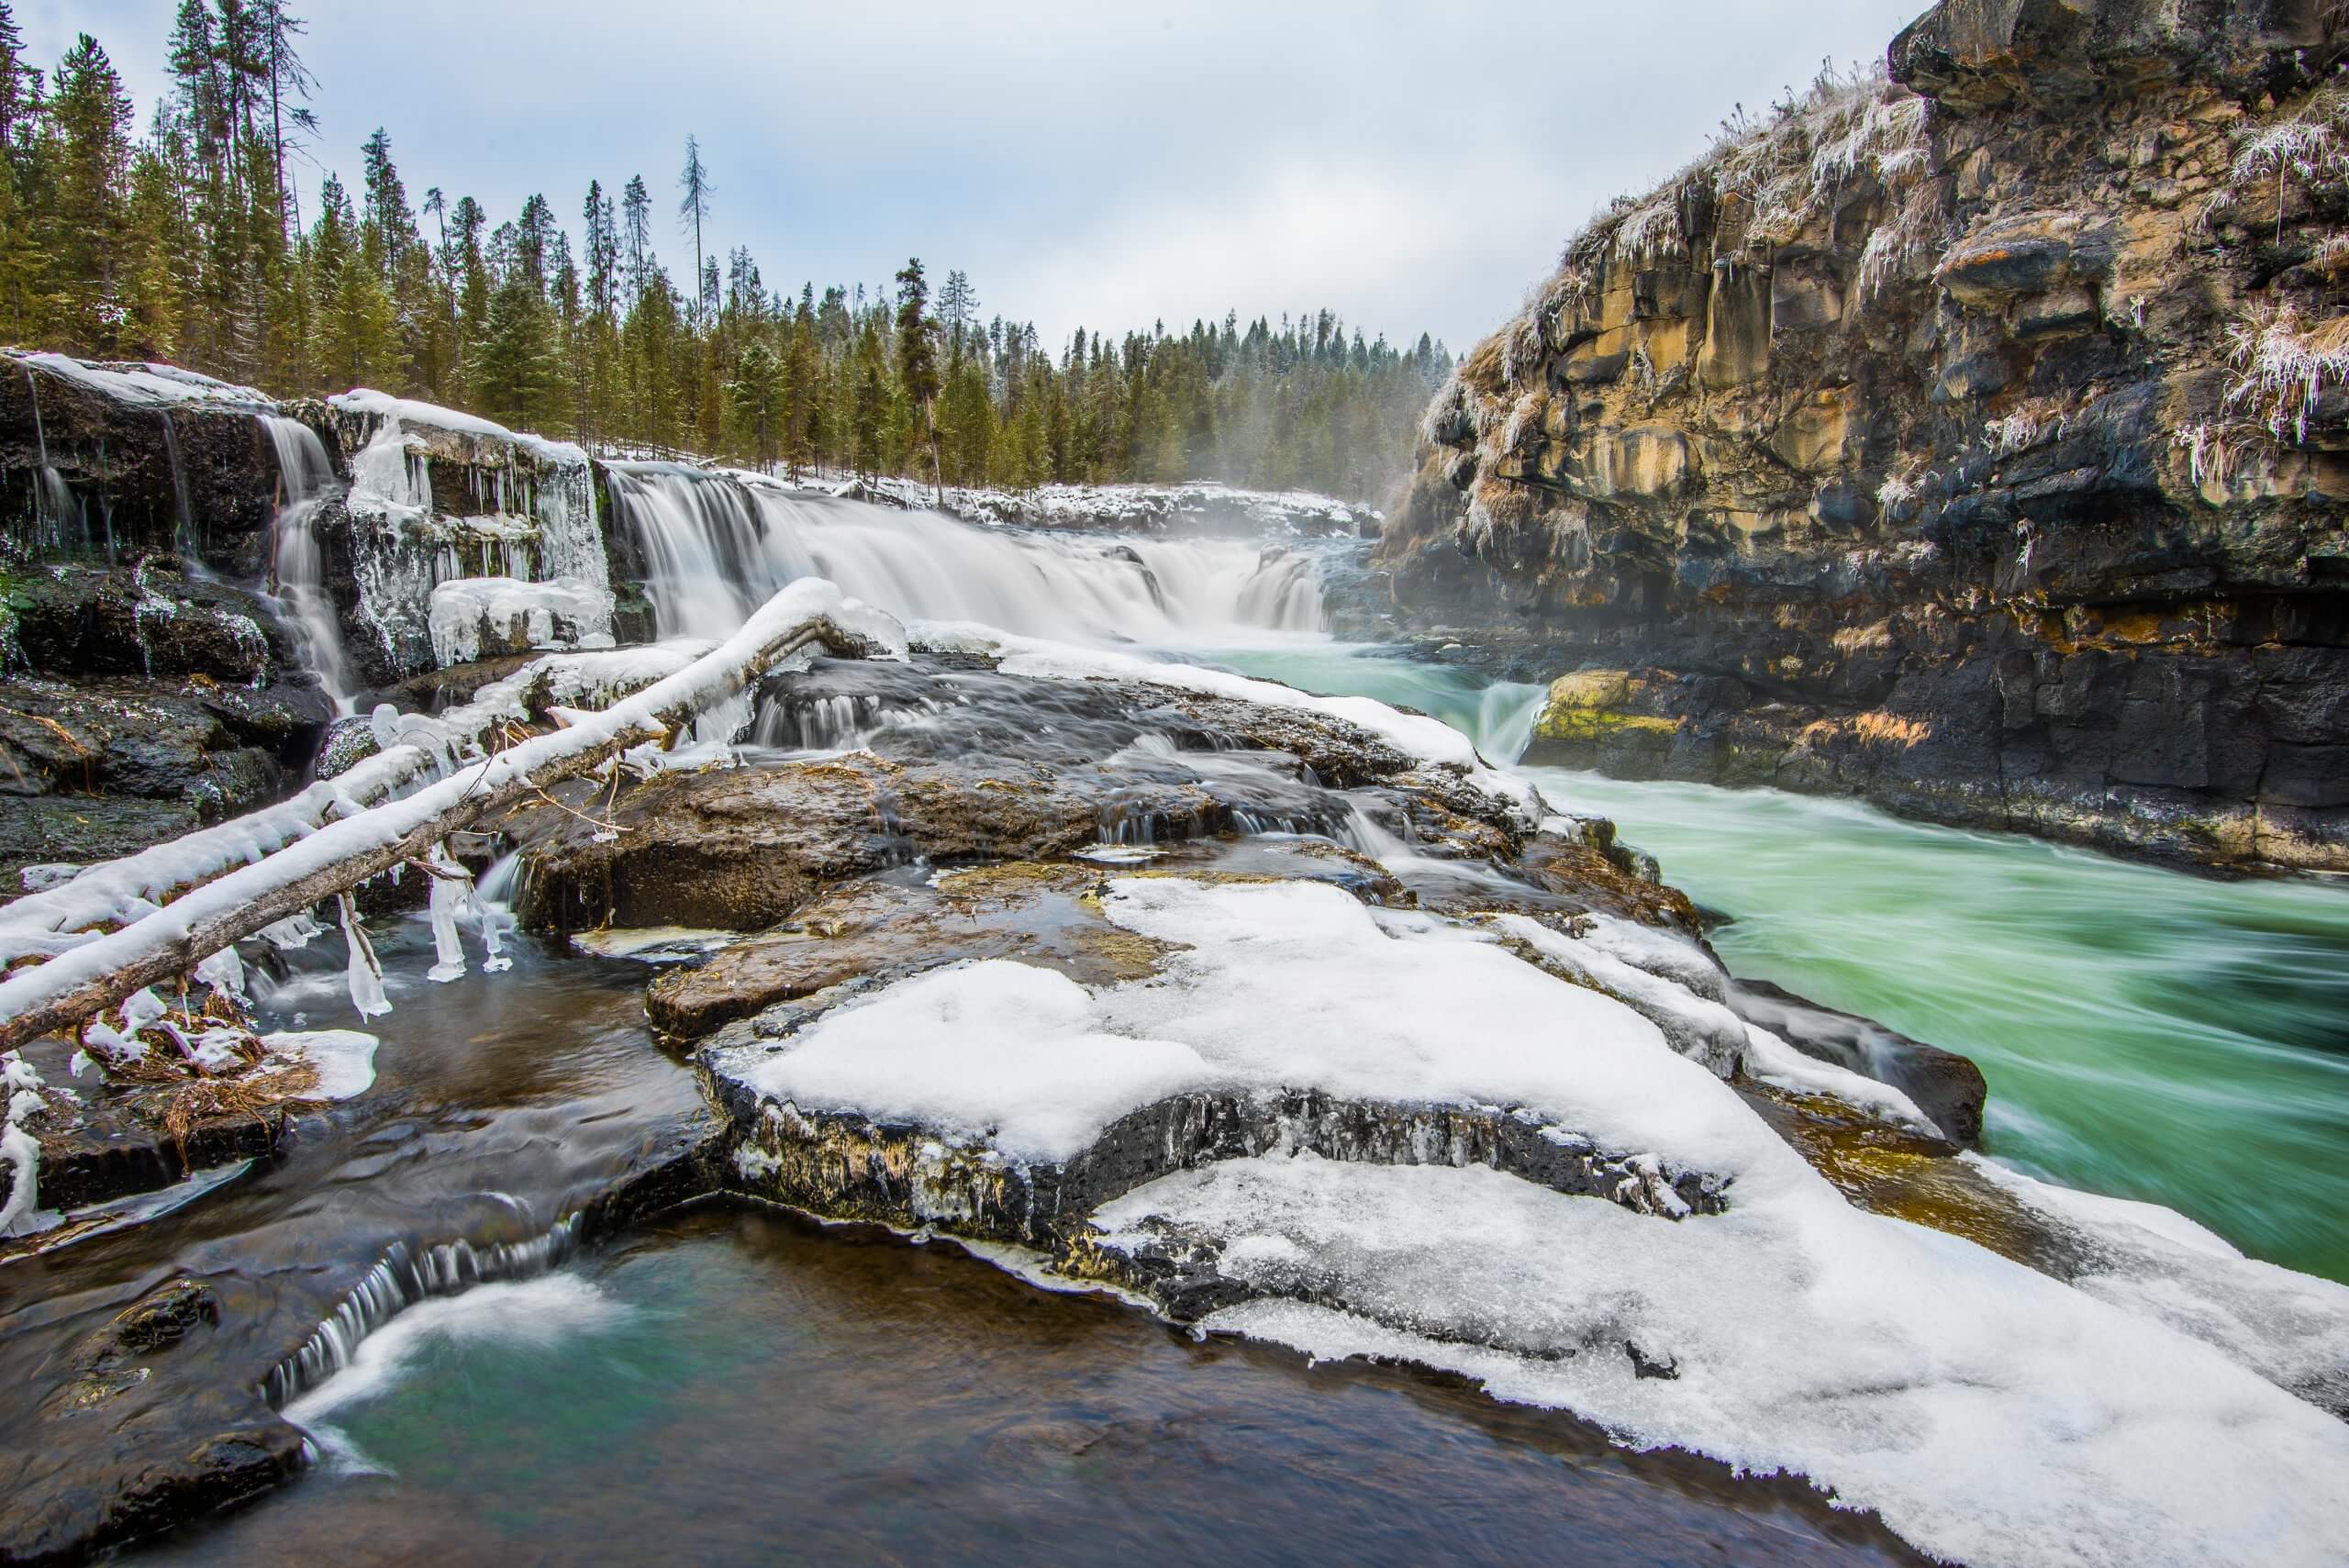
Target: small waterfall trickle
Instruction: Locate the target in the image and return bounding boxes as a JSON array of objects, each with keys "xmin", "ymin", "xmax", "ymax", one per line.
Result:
[
  {"xmin": 263, "ymin": 415, "xmax": 356, "ymax": 715},
  {"xmin": 262, "ymin": 1214, "xmax": 584, "ymax": 1407},
  {"xmin": 158, "ymin": 411, "xmax": 195, "ymax": 556},
  {"xmin": 606, "ymin": 464, "xmax": 1329, "ymax": 644},
  {"xmin": 23, "ymin": 366, "xmax": 85, "ymax": 554}
]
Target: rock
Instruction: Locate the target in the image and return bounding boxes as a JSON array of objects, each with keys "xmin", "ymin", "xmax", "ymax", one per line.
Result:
[{"xmin": 1371, "ymin": 0, "xmax": 2349, "ymax": 873}]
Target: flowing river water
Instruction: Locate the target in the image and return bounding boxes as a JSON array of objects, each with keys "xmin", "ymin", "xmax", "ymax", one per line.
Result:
[
  {"xmin": 34, "ymin": 495, "xmax": 2345, "ymax": 1560},
  {"xmin": 1195, "ymin": 638, "xmax": 2349, "ymax": 1285}
]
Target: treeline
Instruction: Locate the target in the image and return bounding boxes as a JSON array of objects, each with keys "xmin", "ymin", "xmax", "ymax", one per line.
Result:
[{"xmin": 0, "ymin": 5, "xmax": 1450, "ymax": 499}]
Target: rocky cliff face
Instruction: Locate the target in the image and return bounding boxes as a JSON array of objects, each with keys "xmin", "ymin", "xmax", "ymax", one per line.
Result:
[{"xmin": 1383, "ymin": 0, "xmax": 2349, "ymax": 872}]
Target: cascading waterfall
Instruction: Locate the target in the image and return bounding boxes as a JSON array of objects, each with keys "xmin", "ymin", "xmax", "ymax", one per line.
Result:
[
  {"xmin": 606, "ymin": 464, "xmax": 1327, "ymax": 642},
  {"xmin": 262, "ymin": 1214, "xmax": 584, "ymax": 1407},
  {"xmin": 263, "ymin": 415, "xmax": 357, "ymax": 715}
]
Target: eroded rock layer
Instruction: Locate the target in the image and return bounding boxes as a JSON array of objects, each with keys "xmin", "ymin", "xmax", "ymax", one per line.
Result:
[{"xmin": 1380, "ymin": 0, "xmax": 2349, "ymax": 871}]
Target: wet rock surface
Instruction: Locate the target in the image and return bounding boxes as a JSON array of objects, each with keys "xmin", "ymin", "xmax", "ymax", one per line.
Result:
[
  {"xmin": 0, "ymin": 560, "xmax": 332, "ymax": 892},
  {"xmin": 1375, "ymin": 0, "xmax": 2349, "ymax": 873}
]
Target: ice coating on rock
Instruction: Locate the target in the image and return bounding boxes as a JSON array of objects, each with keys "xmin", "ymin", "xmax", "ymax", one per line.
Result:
[
  {"xmin": 1099, "ymin": 1151, "xmax": 2349, "ymax": 1568},
  {"xmin": 427, "ymin": 576, "xmax": 612, "ymax": 665},
  {"xmin": 914, "ymin": 623, "xmax": 1541, "ymax": 816}
]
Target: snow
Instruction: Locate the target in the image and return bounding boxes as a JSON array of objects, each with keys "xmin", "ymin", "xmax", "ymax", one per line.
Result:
[
  {"xmin": 914, "ymin": 623, "xmax": 1542, "ymax": 817},
  {"xmin": 1096, "ymin": 1152, "xmax": 2349, "ymax": 1568},
  {"xmin": 1485, "ymin": 912, "xmax": 1749, "ymax": 1078},
  {"xmin": 0, "ymin": 582, "xmax": 906, "ymax": 1033},
  {"xmin": 1966, "ymin": 1155, "xmax": 2349, "ymax": 1410},
  {"xmin": 1740, "ymin": 1024, "xmax": 1932, "ymax": 1127},
  {"xmin": 427, "ymin": 575, "xmax": 611, "ymax": 667},
  {"xmin": 15, "ymin": 350, "xmax": 273, "ymax": 408},
  {"xmin": 741, "ymin": 876, "xmax": 1741, "ymax": 1178},
  {"xmin": 751, "ymin": 960, "xmax": 1212, "ymax": 1162}
]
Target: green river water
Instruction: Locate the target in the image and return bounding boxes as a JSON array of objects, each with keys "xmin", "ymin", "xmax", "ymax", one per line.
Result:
[{"xmin": 1196, "ymin": 639, "xmax": 2349, "ymax": 1284}]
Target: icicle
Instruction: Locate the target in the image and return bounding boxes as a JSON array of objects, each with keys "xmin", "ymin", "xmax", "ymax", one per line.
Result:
[
  {"xmin": 257, "ymin": 912, "xmax": 324, "ymax": 950},
  {"xmin": 338, "ymin": 894, "xmax": 392, "ymax": 1019},
  {"xmin": 2, "ymin": 1051, "xmax": 48, "ymax": 1237},
  {"xmin": 194, "ymin": 943, "xmax": 247, "ymax": 1002},
  {"xmin": 426, "ymin": 844, "xmax": 469, "ymax": 984}
]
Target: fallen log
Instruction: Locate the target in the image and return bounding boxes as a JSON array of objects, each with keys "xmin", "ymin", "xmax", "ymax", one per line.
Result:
[
  {"xmin": 0, "ymin": 580, "xmax": 905, "ymax": 1051},
  {"xmin": 0, "ymin": 642, "xmax": 718, "ymax": 961}
]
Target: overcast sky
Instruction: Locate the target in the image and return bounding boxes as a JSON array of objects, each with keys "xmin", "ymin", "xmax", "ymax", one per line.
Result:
[{"xmin": 27, "ymin": 1, "xmax": 1927, "ymax": 353}]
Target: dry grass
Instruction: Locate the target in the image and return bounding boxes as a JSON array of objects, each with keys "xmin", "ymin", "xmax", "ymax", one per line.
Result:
[
  {"xmin": 2224, "ymin": 302, "xmax": 2349, "ymax": 441},
  {"xmin": 159, "ymin": 1062, "xmax": 318, "ymax": 1166}
]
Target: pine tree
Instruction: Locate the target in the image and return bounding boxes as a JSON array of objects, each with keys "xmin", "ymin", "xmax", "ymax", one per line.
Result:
[
  {"xmin": 726, "ymin": 336, "xmax": 785, "ymax": 472},
  {"xmin": 675, "ymin": 135, "xmax": 710, "ymax": 328},
  {"xmin": 48, "ymin": 35, "xmax": 135, "ymax": 352},
  {"xmin": 894, "ymin": 257, "xmax": 940, "ymax": 497}
]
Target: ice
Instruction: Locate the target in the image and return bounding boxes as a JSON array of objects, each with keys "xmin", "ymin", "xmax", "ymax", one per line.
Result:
[
  {"xmin": 0, "ymin": 1051, "xmax": 46, "ymax": 1237},
  {"xmin": 427, "ymin": 576, "xmax": 609, "ymax": 665},
  {"xmin": 914, "ymin": 623, "xmax": 1542, "ymax": 817},
  {"xmin": 424, "ymin": 848, "xmax": 469, "ymax": 984},
  {"xmin": 1096, "ymin": 1152, "xmax": 2349, "ymax": 1568},
  {"xmin": 339, "ymin": 895, "xmax": 391, "ymax": 1020},
  {"xmin": 265, "ymin": 1030, "xmax": 381, "ymax": 1101}
]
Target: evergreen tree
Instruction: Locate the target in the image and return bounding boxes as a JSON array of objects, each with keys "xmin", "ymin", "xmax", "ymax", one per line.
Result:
[
  {"xmin": 675, "ymin": 136, "xmax": 710, "ymax": 326},
  {"xmin": 894, "ymin": 257, "xmax": 940, "ymax": 496},
  {"xmin": 48, "ymin": 35, "xmax": 135, "ymax": 352}
]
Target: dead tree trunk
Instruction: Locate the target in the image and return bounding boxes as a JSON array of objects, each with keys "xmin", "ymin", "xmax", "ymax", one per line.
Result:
[{"xmin": 0, "ymin": 584, "xmax": 902, "ymax": 1051}]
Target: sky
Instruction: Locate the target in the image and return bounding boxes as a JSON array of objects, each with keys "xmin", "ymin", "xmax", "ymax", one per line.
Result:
[{"xmin": 26, "ymin": 0, "xmax": 1929, "ymax": 355}]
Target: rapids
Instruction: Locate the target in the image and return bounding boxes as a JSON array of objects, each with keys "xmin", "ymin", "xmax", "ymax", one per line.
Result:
[{"xmin": 1200, "ymin": 640, "xmax": 2349, "ymax": 1284}]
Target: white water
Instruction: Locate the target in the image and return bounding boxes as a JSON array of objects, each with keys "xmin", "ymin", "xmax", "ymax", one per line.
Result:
[
  {"xmin": 607, "ymin": 464, "xmax": 1326, "ymax": 644},
  {"xmin": 263, "ymin": 416, "xmax": 356, "ymax": 715}
]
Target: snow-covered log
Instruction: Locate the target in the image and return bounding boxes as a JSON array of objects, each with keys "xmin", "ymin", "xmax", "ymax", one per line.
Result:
[
  {"xmin": 0, "ymin": 643, "xmax": 718, "ymax": 965},
  {"xmin": 0, "ymin": 580, "xmax": 905, "ymax": 1051}
]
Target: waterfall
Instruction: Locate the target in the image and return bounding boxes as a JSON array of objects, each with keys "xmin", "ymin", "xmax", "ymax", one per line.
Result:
[
  {"xmin": 158, "ymin": 411, "xmax": 195, "ymax": 556},
  {"xmin": 23, "ymin": 366, "xmax": 84, "ymax": 555},
  {"xmin": 606, "ymin": 464, "xmax": 1327, "ymax": 642},
  {"xmin": 262, "ymin": 1213, "xmax": 584, "ymax": 1407},
  {"xmin": 263, "ymin": 415, "xmax": 356, "ymax": 715}
]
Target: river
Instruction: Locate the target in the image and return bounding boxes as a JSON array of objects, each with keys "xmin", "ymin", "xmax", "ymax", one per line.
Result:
[{"xmin": 1196, "ymin": 637, "xmax": 2349, "ymax": 1284}]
